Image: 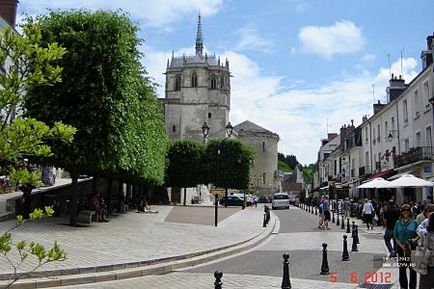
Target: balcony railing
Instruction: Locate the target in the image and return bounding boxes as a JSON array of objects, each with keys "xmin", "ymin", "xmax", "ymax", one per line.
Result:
[{"xmin": 394, "ymin": 146, "xmax": 433, "ymax": 167}]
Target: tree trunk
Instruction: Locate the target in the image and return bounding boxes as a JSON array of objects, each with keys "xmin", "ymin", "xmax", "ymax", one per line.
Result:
[
  {"xmin": 21, "ymin": 184, "xmax": 33, "ymax": 219},
  {"xmin": 183, "ymin": 187, "xmax": 187, "ymax": 206},
  {"xmin": 69, "ymin": 172, "xmax": 78, "ymax": 226},
  {"xmin": 225, "ymin": 187, "xmax": 228, "ymax": 208},
  {"xmin": 107, "ymin": 178, "xmax": 113, "ymax": 213}
]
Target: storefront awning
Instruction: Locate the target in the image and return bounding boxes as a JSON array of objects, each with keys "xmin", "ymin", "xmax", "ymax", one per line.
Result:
[
  {"xmin": 388, "ymin": 170, "xmax": 413, "ymax": 181},
  {"xmin": 368, "ymin": 169, "xmax": 395, "ymax": 180}
]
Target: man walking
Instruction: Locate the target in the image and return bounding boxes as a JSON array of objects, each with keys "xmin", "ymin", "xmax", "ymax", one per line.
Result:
[
  {"xmin": 322, "ymin": 195, "xmax": 331, "ymax": 230},
  {"xmin": 362, "ymin": 199, "xmax": 375, "ymax": 230},
  {"xmin": 383, "ymin": 200, "xmax": 400, "ymax": 257}
]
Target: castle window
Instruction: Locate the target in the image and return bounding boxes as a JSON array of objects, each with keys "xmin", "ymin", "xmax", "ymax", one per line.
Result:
[
  {"xmin": 174, "ymin": 75, "xmax": 181, "ymax": 91},
  {"xmin": 191, "ymin": 72, "xmax": 198, "ymax": 87},
  {"xmin": 262, "ymin": 141, "xmax": 266, "ymax": 152},
  {"xmin": 262, "ymin": 173, "xmax": 266, "ymax": 185},
  {"xmin": 220, "ymin": 77, "xmax": 224, "ymax": 89},
  {"xmin": 210, "ymin": 75, "xmax": 217, "ymax": 90},
  {"xmin": 172, "ymin": 125, "xmax": 176, "ymax": 132},
  {"xmin": 208, "ymin": 113, "xmax": 212, "ymax": 119}
]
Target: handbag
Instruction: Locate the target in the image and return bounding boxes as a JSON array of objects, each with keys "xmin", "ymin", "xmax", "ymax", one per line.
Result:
[{"xmin": 411, "ymin": 233, "xmax": 432, "ymax": 275}]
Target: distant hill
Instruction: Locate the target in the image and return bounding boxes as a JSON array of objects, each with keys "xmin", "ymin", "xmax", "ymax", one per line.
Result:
[{"xmin": 278, "ymin": 160, "xmax": 291, "ymax": 173}]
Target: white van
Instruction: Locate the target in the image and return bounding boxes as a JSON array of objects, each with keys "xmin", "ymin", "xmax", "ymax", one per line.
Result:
[{"xmin": 272, "ymin": 192, "xmax": 290, "ymax": 210}]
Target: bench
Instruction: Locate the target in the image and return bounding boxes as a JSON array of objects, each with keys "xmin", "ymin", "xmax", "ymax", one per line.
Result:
[{"xmin": 77, "ymin": 210, "xmax": 95, "ymax": 224}]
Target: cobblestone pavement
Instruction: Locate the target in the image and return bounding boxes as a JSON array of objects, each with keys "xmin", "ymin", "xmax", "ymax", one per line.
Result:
[{"xmin": 0, "ymin": 205, "xmax": 267, "ymax": 275}]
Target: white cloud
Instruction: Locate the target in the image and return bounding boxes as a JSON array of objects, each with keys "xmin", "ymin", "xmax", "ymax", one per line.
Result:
[
  {"xmin": 18, "ymin": 0, "xmax": 222, "ymax": 27},
  {"xmin": 234, "ymin": 27, "xmax": 274, "ymax": 53},
  {"xmin": 298, "ymin": 20, "xmax": 365, "ymax": 59},
  {"xmin": 362, "ymin": 53, "xmax": 376, "ymax": 62}
]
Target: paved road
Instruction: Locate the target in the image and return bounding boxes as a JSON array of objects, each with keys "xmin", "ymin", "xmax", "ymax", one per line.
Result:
[{"xmin": 50, "ymin": 205, "xmax": 399, "ymax": 288}]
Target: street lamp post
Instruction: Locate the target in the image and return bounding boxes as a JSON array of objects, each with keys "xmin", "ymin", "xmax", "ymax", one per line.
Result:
[{"xmin": 201, "ymin": 121, "xmax": 234, "ymax": 226}]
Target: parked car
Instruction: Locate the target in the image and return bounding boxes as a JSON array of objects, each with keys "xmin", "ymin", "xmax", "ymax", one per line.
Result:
[
  {"xmin": 257, "ymin": 195, "xmax": 270, "ymax": 203},
  {"xmin": 219, "ymin": 195, "xmax": 244, "ymax": 206},
  {"xmin": 272, "ymin": 192, "xmax": 290, "ymax": 210}
]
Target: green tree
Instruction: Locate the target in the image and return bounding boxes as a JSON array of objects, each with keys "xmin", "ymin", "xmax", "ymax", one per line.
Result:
[
  {"xmin": 0, "ymin": 23, "xmax": 73, "ymax": 288},
  {"xmin": 204, "ymin": 139, "xmax": 255, "ymax": 204},
  {"xmin": 166, "ymin": 140, "xmax": 205, "ymax": 205},
  {"xmin": 0, "ymin": 24, "xmax": 76, "ymax": 217},
  {"xmin": 24, "ymin": 11, "xmax": 168, "ymax": 225}
]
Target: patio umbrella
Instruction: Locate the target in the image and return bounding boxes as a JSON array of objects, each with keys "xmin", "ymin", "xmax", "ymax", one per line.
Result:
[
  {"xmin": 385, "ymin": 174, "xmax": 434, "ymax": 188},
  {"xmin": 357, "ymin": 177, "xmax": 391, "ymax": 189}
]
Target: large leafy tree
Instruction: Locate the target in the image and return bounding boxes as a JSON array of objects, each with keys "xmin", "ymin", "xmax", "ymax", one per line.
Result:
[
  {"xmin": 166, "ymin": 140, "xmax": 205, "ymax": 205},
  {"xmin": 24, "ymin": 11, "xmax": 168, "ymax": 225},
  {"xmin": 204, "ymin": 139, "xmax": 255, "ymax": 203}
]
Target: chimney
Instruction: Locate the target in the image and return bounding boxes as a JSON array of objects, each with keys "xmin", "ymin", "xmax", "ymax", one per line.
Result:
[
  {"xmin": 421, "ymin": 33, "xmax": 434, "ymax": 70},
  {"xmin": 0, "ymin": 0, "xmax": 18, "ymax": 28},
  {"xmin": 373, "ymin": 100, "xmax": 386, "ymax": 115},
  {"xmin": 386, "ymin": 74, "xmax": 406, "ymax": 103}
]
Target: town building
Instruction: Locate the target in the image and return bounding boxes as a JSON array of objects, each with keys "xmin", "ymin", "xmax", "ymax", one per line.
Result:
[{"xmin": 314, "ymin": 33, "xmax": 434, "ymax": 204}]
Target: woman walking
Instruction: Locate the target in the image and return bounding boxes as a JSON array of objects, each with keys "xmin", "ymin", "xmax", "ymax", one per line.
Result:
[
  {"xmin": 417, "ymin": 212, "xmax": 434, "ymax": 289},
  {"xmin": 394, "ymin": 204, "xmax": 418, "ymax": 289}
]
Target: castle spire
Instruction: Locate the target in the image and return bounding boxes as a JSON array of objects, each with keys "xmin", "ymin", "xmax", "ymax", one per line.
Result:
[{"xmin": 195, "ymin": 12, "xmax": 203, "ymax": 57}]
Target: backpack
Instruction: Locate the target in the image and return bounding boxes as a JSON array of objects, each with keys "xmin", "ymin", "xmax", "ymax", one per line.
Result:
[{"xmin": 319, "ymin": 203, "xmax": 324, "ymax": 214}]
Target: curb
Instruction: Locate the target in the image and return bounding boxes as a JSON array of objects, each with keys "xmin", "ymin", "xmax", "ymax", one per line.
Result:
[{"xmin": 1, "ymin": 213, "xmax": 278, "ymax": 288}]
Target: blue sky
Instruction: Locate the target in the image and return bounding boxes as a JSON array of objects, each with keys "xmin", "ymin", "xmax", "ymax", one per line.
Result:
[{"xmin": 18, "ymin": 0, "xmax": 434, "ymax": 165}]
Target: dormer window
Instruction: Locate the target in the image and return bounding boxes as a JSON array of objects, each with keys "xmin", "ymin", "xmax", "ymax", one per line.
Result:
[{"xmin": 191, "ymin": 72, "xmax": 198, "ymax": 87}]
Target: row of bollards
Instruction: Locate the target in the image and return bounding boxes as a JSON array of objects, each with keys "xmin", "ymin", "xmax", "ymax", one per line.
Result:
[{"xmin": 212, "ymin": 203, "xmax": 363, "ymax": 288}]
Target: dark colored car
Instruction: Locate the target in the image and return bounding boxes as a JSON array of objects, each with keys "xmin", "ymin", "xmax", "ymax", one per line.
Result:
[
  {"xmin": 219, "ymin": 195, "xmax": 244, "ymax": 206},
  {"xmin": 257, "ymin": 196, "xmax": 270, "ymax": 203}
]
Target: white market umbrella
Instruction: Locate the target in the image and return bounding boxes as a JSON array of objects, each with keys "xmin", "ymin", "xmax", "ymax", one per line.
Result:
[
  {"xmin": 385, "ymin": 174, "xmax": 434, "ymax": 188},
  {"xmin": 357, "ymin": 177, "xmax": 391, "ymax": 189}
]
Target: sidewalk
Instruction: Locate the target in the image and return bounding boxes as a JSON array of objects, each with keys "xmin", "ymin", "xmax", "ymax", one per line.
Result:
[{"xmin": 0, "ymin": 204, "xmax": 275, "ymax": 288}]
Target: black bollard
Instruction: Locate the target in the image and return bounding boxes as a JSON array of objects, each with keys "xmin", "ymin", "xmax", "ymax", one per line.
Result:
[
  {"xmin": 351, "ymin": 230, "xmax": 358, "ymax": 252},
  {"xmin": 320, "ymin": 243, "xmax": 330, "ymax": 275},
  {"xmin": 355, "ymin": 225, "xmax": 360, "ymax": 244},
  {"xmin": 315, "ymin": 207, "xmax": 318, "ymax": 215},
  {"xmin": 281, "ymin": 253, "xmax": 292, "ymax": 289},
  {"xmin": 334, "ymin": 211, "xmax": 337, "ymax": 224},
  {"xmin": 352, "ymin": 221, "xmax": 356, "ymax": 232},
  {"xmin": 336, "ymin": 210, "xmax": 340, "ymax": 226},
  {"xmin": 342, "ymin": 235, "xmax": 350, "ymax": 261},
  {"xmin": 341, "ymin": 215, "xmax": 345, "ymax": 229},
  {"xmin": 346, "ymin": 218, "xmax": 351, "ymax": 234},
  {"xmin": 309, "ymin": 206, "xmax": 311, "ymax": 213},
  {"xmin": 263, "ymin": 213, "xmax": 267, "ymax": 227},
  {"xmin": 214, "ymin": 270, "xmax": 223, "ymax": 289}
]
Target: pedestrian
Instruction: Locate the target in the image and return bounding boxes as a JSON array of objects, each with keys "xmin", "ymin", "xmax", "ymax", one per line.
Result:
[
  {"xmin": 344, "ymin": 197, "xmax": 351, "ymax": 219},
  {"xmin": 322, "ymin": 195, "xmax": 331, "ymax": 230},
  {"xmin": 417, "ymin": 211, "xmax": 434, "ymax": 289},
  {"xmin": 394, "ymin": 204, "xmax": 418, "ymax": 289},
  {"xmin": 362, "ymin": 199, "xmax": 375, "ymax": 230},
  {"xmin": 383, "ymin": 200, "xmax": 400, "ymax": 257},
  {"xmin": 318, "ymin": 195, "xmax": 325, "ymax": 229},
  {"xmin": 416, "ymin": 204, "xmax": 434, "ymax": 225}
]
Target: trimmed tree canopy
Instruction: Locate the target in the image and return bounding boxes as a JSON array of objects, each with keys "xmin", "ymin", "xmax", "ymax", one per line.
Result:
[
  {"xmin": 204, "ymin": 139, "xmax": 255, "ymax": 190},
  {"xmin": 166, "ymin": 139, "xmax": 205, "ymax": 188},
  {"xmin": 24, "ymin": 10, "xmax": 167, "ymax": 184}
]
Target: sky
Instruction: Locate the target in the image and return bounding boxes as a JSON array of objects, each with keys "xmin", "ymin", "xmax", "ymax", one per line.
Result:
[{"xmin": 17, "ymin": 0, "xmax": 434, "ymax": 165}]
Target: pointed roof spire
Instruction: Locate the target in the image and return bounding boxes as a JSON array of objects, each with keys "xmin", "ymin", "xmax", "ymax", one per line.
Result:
[{"xmin": 195, "ymin": 12, "xmax": 203, "ymax": 57}]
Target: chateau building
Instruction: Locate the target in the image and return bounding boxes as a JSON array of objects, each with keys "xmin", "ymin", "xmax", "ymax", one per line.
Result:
[
  {"xmin": 160, "ymin": 15, "xmax": 281, "ymax": 197},
  {"xmin": 161, "ymin": 14, "xmax": 231, "ymax": 141}
]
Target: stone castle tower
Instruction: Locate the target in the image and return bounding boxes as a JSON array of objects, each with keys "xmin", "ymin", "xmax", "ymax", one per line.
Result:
[{"xmin": 163, "ymin": 14, "xmax": 231, "ymax": 141}]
